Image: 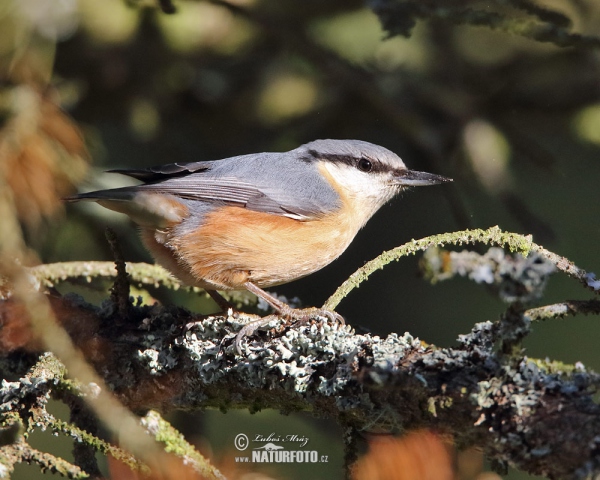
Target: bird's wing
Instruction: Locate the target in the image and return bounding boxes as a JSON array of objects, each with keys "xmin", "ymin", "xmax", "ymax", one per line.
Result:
[
  {"xmin": 139, "ymin": 174, "xmax": 323, "ymax": 220},
  {"xmin": 107, "ymin": 162, "xmax": 210, "ymax": 182},
  {"xmin": 68, "ymin": 160, "xmax": 336, "ymax": 223}
]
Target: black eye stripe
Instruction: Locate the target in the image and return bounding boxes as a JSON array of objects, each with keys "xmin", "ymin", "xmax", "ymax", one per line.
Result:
[{"xmin": 307, "ymin": 151, "xmax": 389, "ymax": 173}]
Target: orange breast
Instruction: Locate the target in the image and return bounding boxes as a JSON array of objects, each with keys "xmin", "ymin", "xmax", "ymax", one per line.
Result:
[{"xmin": 166, "ymin": 205, "xmax": 359, "ymax": 290}]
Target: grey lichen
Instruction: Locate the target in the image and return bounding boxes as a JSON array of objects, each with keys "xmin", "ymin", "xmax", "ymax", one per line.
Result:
[
  {"xmin": 3, "ymin": 288, "xmax": 600, "ymax": 477},
  {"xmin": 422, "ymin": 247, "xmax": 556, "ymax": 303},
  {"xmin": 1, "ymin": 352, "xmax": 60, "ymax": 416},
  {"xmin": 169, "ymin": 313, "xmax": 422, "ymax": 406},
  {"xmin": 68, "ymin": 294, "xmax": 596, "ymax": 478},
  {"xmin": 585, "ymin": 272, "xmax": 600, "ymax": 291}
]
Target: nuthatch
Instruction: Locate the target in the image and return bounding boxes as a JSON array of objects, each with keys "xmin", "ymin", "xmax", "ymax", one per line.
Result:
[{"xmin": 67, "ymin": 139, "xmax": 451, "ymax": 346}]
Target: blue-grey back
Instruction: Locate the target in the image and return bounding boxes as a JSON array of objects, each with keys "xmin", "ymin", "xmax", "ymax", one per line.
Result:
[{"xmin": 147, "ymin": 148, "xmax": 341, "ymax": 221}]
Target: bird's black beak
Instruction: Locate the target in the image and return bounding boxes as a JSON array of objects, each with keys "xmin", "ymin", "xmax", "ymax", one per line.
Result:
[{"xmin": 393, "ymin": 169, "xmax": 453, "ymax": 186}]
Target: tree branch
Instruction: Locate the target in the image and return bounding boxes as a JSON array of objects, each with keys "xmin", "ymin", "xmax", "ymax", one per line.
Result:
[
  {"xmin": 368, "ymin": 0, "xmax": 600, "ymax": 49},
  {"xmin": 3, "ymin": 290, "xmax": 600, "ymax": 478},
  {"xmin": 324, "ymin": 226, "xmax": 598, "ymax": 311}
]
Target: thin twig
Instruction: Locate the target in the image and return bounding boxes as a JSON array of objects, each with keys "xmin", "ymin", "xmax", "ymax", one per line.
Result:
[
  {"xmin": 2, "ymin": 438, "xmax": 86, "ymax": 479},
  {"xmin": 142, "ymin": 411, "xmax": 227, "ymax": 480},
  {"xmin": 28, "ymin": 261, "xmax": 187, "ymax": 291},
  {"xmin": 64, "ymin": 393, "xmax": 102, "ymax": 478},
  {"xmin": 324, "ymin": 226, "xmax": 596, "ymax": 310},
  {"xmin": 524, "ymin": 300, "xmax": 600, "ymax": 322},
  {"xmin": 105, "ymin": 228, "xmax": 131, "ymax": 318},
  {"xmin": 4, "ymin": 263, "xmax": 163, "ymax": 475},
  {"xmin": 19, "ymin": 261, "xmax": 256, "ymax": 306}
]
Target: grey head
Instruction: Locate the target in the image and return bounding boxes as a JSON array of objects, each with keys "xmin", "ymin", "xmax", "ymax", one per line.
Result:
[
  {"xmin": 295, "ymin": 139, "xmax": 451, "ymax": 220},
  {"xmin": 300, "ymin": 139, "xmax": 451, "ymax": 186}
]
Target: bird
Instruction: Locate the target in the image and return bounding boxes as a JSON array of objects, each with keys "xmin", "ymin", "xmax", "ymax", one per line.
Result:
[{"xmin": 66, "ymin": 139, "xmax": 451, "ymax": 350}]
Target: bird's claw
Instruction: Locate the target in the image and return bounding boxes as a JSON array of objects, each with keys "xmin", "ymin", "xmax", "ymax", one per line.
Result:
[
  {"xmin": 319, "ymin": 308, "xmax": 345, "ymax": 325},
  {"xmin": 233, "ymin": 307, "xmax": 344, "ymax": 354}
]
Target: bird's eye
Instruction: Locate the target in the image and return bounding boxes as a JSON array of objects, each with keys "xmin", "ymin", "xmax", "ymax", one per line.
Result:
[{"xmin": 357, "ymin": 158, "xmax": 372, "ymax": 172}]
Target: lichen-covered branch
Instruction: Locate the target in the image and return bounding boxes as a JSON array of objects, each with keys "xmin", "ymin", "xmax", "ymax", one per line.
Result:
[
  {"xmin": 3, "ymin": 290, "xmax": 600, "ymax": 478},
  {"xmin": 324, "ymin": 226, "xmax": 598, "ymax": 311},
  {"xmin": 0, "ymin": 258, "xmax": 224, "ymax": 480},
  {"xmin": 26, "ymin": 261, "xmax": 189, "ymax": 292},
  {"xmin": 1, "ymin": 436, "xmax": 86, "ymax": 479},
  {"xmin": 421, "ymin": 246, "xmax": 556, "ymax": 303},
  {"xmin": 524, "ymin": 300, "xmax": 600, "ymax": 323},
  {"xmin": 0, "ymin": 351, "xmax": 224, "ymax": 479},
  {"xmin": 1, "ymin": 261, "xmax": 256, "ymax": 307},
  {"xmin": 141, "ymin": 411, "xmax": 226, "ymax": 480}
]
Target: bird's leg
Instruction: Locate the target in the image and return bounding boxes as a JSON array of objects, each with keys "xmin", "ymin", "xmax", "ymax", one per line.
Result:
[
  {"xmin": 234, "ymin": 281, "xmax": 344, "ymax": 353},
  {"xmin": 206, "ymin": 289, "xmax": 234, "ymax": 312},
  {"xmin": 244, "ymin": 282, "xmax": 344, "ymax": 323},
  {"xmin": 244, "ymin": 282, "xmax": 292, "ymax": 314},
  {"xmin": 185, "ymin": 289, "xmax": 238, "ymax": 332}
]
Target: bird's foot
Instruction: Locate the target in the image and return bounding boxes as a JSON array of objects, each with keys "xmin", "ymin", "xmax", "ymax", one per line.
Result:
[
  {"xmin": 234, "ymin": 306, "xmax": 344, "ymax": 354},
  {"xmin": 278, "ymin": 305, "xmax": 345, "ymax": 326}
]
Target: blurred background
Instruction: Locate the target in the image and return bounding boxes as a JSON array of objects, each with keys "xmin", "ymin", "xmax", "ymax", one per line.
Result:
[{"xmin": 2, "ymin": 0, "xmax": 600, "ymax": 478}]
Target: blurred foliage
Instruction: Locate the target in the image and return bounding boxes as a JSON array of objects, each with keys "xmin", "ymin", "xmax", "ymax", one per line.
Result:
[
  {"xmin": 352, "ymin": 430, "xmax": 465, "ymax": 480},
  {"xmin": 1, "ymin": 0, "xmax": 600, "ymax": 479}
]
